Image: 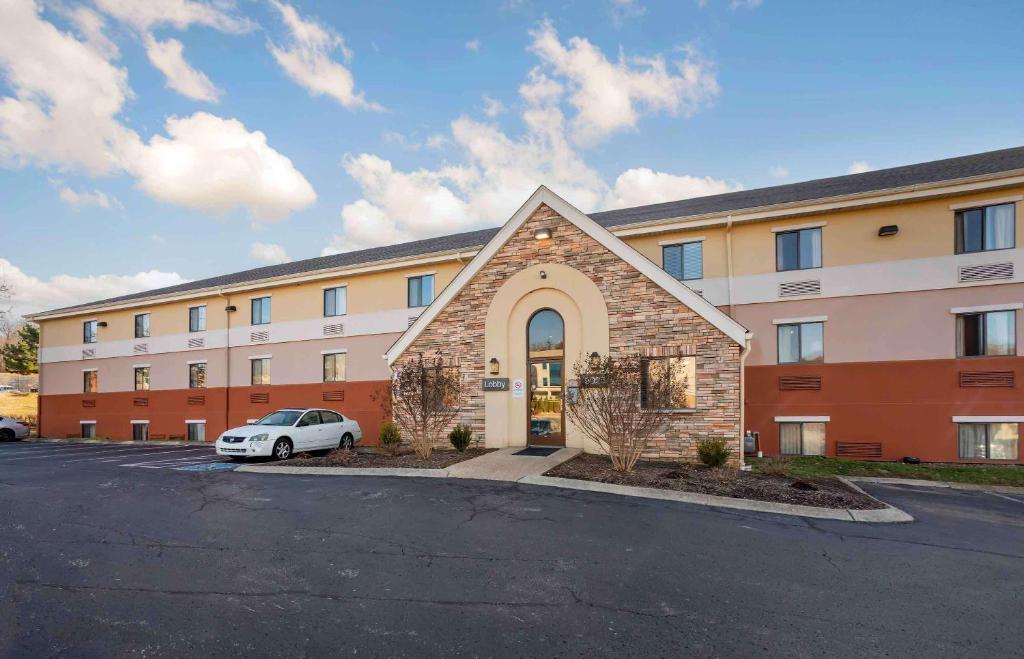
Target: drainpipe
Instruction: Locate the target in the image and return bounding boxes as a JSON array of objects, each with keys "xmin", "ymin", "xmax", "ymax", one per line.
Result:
[
  {"xmin": 725, "ymin": 215, "xmax": 735, "ymax": 317},
  {"xmin": 218, "ymin": 289, "xmax": 231, "ymax": 434},
  {"xmin": 739, "ymin": 332, "xmax": 752, "ymax": 470},
  {"xmin": 36, "ymin": 323, "xmax": 43, "ymax": 438}
]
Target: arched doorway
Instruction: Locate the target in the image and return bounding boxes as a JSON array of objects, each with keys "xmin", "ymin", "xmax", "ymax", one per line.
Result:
[{"xmin": 527, "ymin": 308, "xmax": 565, "ymax": 446}]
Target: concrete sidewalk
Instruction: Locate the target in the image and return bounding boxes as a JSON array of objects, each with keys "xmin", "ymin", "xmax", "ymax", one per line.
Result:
[{"xmin": 446, "ymin": 447, "xmax": 581, "ymax": 481}]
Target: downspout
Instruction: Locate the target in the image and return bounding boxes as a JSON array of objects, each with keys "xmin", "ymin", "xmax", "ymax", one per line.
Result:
[
  {"xmin": 725, "ymin": 215, "xmax": 735, "ymax": 317},
  {"xmin": 36, "ymin": 323, "xmax": 43, "ymax": 438},
  {"xmin": 739, "ymin": 332, "xmax": 752, "ymax": 470},
  {"xmin": 218, "ymin": 289, "xmax": 231, "ymax": 434}
]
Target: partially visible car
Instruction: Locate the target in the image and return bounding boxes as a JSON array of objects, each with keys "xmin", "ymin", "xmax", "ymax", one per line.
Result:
[
  {"xmin": 215, "ymin": 408, "xmax": 363, "ymax": 460},
  {"xmin": 0, "ymin": 385, "xmax": 15, "ymax": 393},
  {"xmin": 29, "ymin": 385, "xmax": 39, "ymax": 393},
  {"xmin": 0, "ymin": 416, "xmax": 29, "ymax": 441}
]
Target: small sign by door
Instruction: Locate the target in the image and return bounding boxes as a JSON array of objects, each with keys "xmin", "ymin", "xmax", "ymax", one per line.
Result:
[{"xmin": 511, "ymin": 378, "xmax": 525, "ymax": 399}]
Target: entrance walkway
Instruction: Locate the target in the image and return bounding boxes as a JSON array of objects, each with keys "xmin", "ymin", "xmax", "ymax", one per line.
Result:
[{"xmin": 447, "ymin": 447, "xmax": 580, "ymax": 481}]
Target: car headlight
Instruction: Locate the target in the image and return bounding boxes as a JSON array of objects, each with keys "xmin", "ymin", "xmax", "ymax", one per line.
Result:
[{"xmin": 249, "ymin": 433, "xmax": 269, "ymax": 443}]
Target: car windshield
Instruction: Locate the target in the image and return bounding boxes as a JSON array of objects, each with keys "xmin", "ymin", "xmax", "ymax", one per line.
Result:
[{"xmin": 255, "ymin": 411, "xmax": 302, "ymax": 426}]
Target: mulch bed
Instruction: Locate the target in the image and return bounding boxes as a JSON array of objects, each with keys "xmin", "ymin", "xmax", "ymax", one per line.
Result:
[
  {"xmin": 546, "ymin": 454, "xmax": 884, "ymax": 510},
  {"xmin": 288, "ymin": 447, "xmax": 495, "ymax": 469}
]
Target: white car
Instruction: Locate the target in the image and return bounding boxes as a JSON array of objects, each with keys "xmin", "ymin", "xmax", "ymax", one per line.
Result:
[
  {"xmin": 0, "ymin": 416, "xmax": 30, "ymax": 441},
  {"xmin": 0, "ymin": 385, "xmax": 15, "ymax": 393},
  {"xmin": 215, "ymin": 408, "xmax": 362, "ymax": 460}
]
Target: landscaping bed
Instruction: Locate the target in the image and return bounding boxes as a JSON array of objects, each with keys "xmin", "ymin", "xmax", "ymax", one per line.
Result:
[
  {"xmin": 750, "ymin": 456, "xmax": 1024, "ymax": 488},
  {"xmin": 546, "ymin": 454, "xmax": 884, "ymax": 509},
  {"xmin": 289, "ymin": 447, "xmax": 494, "ymax": 469}
]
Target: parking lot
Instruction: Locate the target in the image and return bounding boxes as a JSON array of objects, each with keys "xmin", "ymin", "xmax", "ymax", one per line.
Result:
[{"xmin": 1, "ymin": 441, "xmax": 1022, "ymax": 657}]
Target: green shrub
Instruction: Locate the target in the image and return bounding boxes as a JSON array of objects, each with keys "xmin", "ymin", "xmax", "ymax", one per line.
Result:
[
  {"xmin": 697, "ymin": 438, "xmax": 732, "ymax": 468},
  {"xmin": 378, "ymin": 422, "xmax": 402, "ymax": 455},
  {"xmin": 448, "ymin": 424, "xmax": 473, "ymax": 452}
]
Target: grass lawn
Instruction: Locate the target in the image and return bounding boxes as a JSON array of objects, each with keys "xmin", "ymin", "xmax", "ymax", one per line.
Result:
[
  {"xmin": 0, "ymin": 392, "xmax": 37, "ymax": 423},
  {"xmin": 749, "ymin": 455, "xmax": 1024, "ymax": 488}
]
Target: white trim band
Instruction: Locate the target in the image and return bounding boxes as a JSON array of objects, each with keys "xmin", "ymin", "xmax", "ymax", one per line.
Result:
[
  {"xmin": 81, "ymin": 367, "xmax": 97, "ymax": 372},
  {"xmin": 185, "ymin": 419, "xmax": 206, "ymax": 424},
  {"xmin": 770, "ymin": 221, "xmax": 827, "ymax": 233},
  {"xmin": 186, "ymin": 359, "xmax": 208, "ymax": 365},
  {"xmin": 247, "ymin": 354, "xmax": 272, "ymax": 360},
  {"xmin": 132, "ymin": 364, "xmax": 151, "ymax": 368},
  {"xmin": 658, "ymin": 236, "xmax": 706, "ymax": 245},
  {"xmin": 79, "ymin": 420, "xmax": 96, "ymax": 424},
  {"xmin": 404, "ymin": 271, "xmax": 437, "ymax": 278},
  {"xmin": 948, "ymin": 195, "xmax": 1023, "ymax": 210},
  {"xmin": 772, "ymin": 316, "xmax": 828, "ymax": 325},
  {"xmin": 949, "ymin": 303, "xmax": 1023, "ymax": 314},
  {"xmin": 952, "ymin": 416, "xmax": 1024, "ymax": 423},
  {"xmin": 320, "ymin": 349, "xmax": 348, "ymax": 355},
  {"xmin": 775, "ymin": 416, "xmax": 831, "ymax": 423},
  {"xmin": 130, "ymin": 420, "xmax": 149, "ymax": 425}
]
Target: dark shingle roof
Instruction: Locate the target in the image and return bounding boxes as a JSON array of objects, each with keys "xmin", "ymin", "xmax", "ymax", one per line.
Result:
[{"xmin": 36, "ymin": 145, "xmax": 1024, "ymax": 317}]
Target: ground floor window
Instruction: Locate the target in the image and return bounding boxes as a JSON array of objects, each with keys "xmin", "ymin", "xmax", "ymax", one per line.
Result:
[
  {"xmin": 958, "ymin": 423, "xmax": 1019, "ymax": 460},
  {"xmin": 323, "ymin": 352, "xmax": 346, "ymax": 382},
  {"xmin": 187, "ymin": 422, "xmax": 206, "ymax": 443},
  {"xmin": 80, "ymin": 422, "xmax": 96, "ymax": 438},
  {"xmin": 779, "ymin": 422, "xmax": 826, "ymax": 456},
  {"xmin": 132, "ymin": 422, "xmax": 149, "ymax": 442},
  {"xmin": 251, "ymin": 358, "xmax": 270, "ymax": 386}
]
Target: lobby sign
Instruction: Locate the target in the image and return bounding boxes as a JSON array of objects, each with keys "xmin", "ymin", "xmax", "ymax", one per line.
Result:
[{"xmin": 482, "ymin": 378, "xmax": 509, "ymax": 391}]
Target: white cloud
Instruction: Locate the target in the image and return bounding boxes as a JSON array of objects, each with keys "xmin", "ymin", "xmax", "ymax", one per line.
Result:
[
  {"xmin": 63, "ymin": 5, "xmax": 120, "ymax": 59},
  {"xmin": 133, "ymin": 112, "xmax": 316, "ymax": 222},
  {"xmin": 143, "ymin": 34, "xmax": 222, "ymax": 102},
  {"xmin": 608, "ymin": 168, "xmax": 740, "ymax": 208},
  {"xmin": 528, "ymin": 20, "xmax": 718, "ymax": 145},
  {"xmin": 848, "ymin": 161, "xmax": 873, "ymax": 174},
  {"xmin": 609, "ymin": 0, "xmax": 646, "ymax": 25},
  {"xmin": 465, "ymin": 39, "xmax": 481, "ymax": 52},
  {"xmin": 93, "ymin": 0, "xmax": 253, "ymax": 33},
  {"xmin": 250, "ymin": 242, "xmax": 292, "ymax": 264},
  {"xmin": 730, "ymin": 0, "xmax": 763, "ymax": 9},
  {"xmin": 769, "ymin": 164, "xmax": 789, "ymax": 178},
  {"xmin": 268, "ymin": 0, "xmax": 380, "ymax": 111},
  {"xmin": 326, "ymin": 23, "xmax": 725, "ymax": 253},
  {"xmin": 57, "ymin": 186, "xmax": 114, "ymax": 210},
  {"xmin": 0, "ymin": 258, "xmax": 186, "ymax": 317},
  {"xmin": 0, "ymin": 3, "xmax": 315, "ymax": 222},
  {"xmin": 482, "ymin": 95, "xmax": 505, "ymax": 118}
]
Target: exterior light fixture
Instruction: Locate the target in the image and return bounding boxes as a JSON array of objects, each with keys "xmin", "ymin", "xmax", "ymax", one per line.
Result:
[
  {"xmin": 539, "ymin": 270, "xmax": 547, "ymax": 279},
  {"xmin": 534, "ymin": 227, "xmax": 552, "ymax": 240},
  {"xmin": 96, "ymin": 321, "xmax": 108, "ymax": 328},
  {"xmin": 489, "ymin": 358, "xmax": 500, "ymax": 375},
  {"xmin": 225, "ymin": 305, "xmax": 237, "ymax": 312},
  {"xmin": 589, "ymin": 351, "xmax": 600, "ymax": 366},
  {"xmin": 878, "ymin": 225, "xmax": 899, "ymax": 237}
]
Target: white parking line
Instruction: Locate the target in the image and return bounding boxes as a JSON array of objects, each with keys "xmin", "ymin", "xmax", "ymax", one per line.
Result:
[
  {"xmin": 70, "ymin": 448, "xmax": 212, "ymax": 463},
  {"xmin": 119, "ymin": 455, "xmax": 224, "ymax": 468},
  {"xmin": 0, "ymin": 445, "xmax": 208, "ymax": 463},
  {"xmin": 986, "ymin": 491, "xmax": 1024, "ymax": 504},
  {"xmin": 0, "ymin": 444, "xmax": 114, "ymax": 456}
]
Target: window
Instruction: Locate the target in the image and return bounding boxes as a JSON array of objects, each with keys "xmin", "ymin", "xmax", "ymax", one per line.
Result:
[
  {"xmin": 297, "ymin": 410, "xmax": 322, "ymax": 427},
  {"xmin": 958, "ymin": 423, "xmax": 1019, "ymax": 460},
  {"xmin": 251, "ymin": 296, "xmax": 271, "ymax": 325},
  {"xmin": 323, "ymin": 353, "xmax": 346, "ymax": 382},
  {"xmin": 777, "ymin": 322, "xmax": 824, "ymax": 364},
  {"xmin": 134, "ymin": 313, "xmax": 150, "ymax": 339},
  {"xmin": 320, "ymin": 410, "xmax": 343, "ymax": 423},
  {"xmin": 83, "ymin": 320, "xmax": 98, "ymax": 344},
  {"xmin": 251, "ymin": 358, "xmax": 270, "ymax": 385},
  {"xmin": 187, "ymin": 422, "xmax": 206, "ymax": 443},
  {"xmin": 189, "ymin": 306, "xmax": 207, "ymax": 332},
  {"xmin": 80, "ymin": 422, "xmax": 96, "ymax": 439},
  {"xmin": 640, "ymin": 356, "xmax": 696, "ymax": 410},
  {"xmin": 955, "ymin": 203, "xmax": 1015, "ymax": 254},
  {"xmin": 663, "ymin": 241, "xmax": 703, "ymax": 281},
  {"xmin": 134, "ymin": 366, "xmax": 150, "ymax": 391},
  {"xmin": 83, "ymin": 370, "xmax": 97, "ymax": 393},
  {"xmin": 776, "ymin": 227, "xmax": 822, "ymax": 272},
  {"xmin": 956, "ymin": 310, "xmax": 1016, "ymax": 357},
  {"xmin": 408, "ymin": 274, "xmax": 435, "ymax": 308},
  {"xmin": 132, "ymin": 422, "xmax": 149, "ymax": 442},
  {"xmin": 189, "ymin": 363, "xmax": 207, "ymax": 388},
  {"xmin": 779, "ymin": 422, "xmax": 826, "ymax": 456},
  {"xmin": 324, "ymin": 286, "xmax": 347, "ymax": 317}
]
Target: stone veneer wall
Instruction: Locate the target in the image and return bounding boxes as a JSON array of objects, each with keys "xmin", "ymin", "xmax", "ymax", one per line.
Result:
[{"xmin": 393, "ymin": 204, "xmax": 742, "ymax": 463}]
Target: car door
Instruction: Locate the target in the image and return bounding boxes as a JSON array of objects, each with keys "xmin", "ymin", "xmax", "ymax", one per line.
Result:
[
  {"xmin": 318, "ymin": 410, "xmax": 344, "ymax": 448},
  {"xmin": 294, "ymin": 411, "xmax": 323, "ymax": 450}
]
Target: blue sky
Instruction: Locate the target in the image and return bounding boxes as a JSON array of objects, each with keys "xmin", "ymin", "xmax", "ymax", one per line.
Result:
[{"xmin": 1, "ymin": 0, "xmax": 1022, "ymax": 316}]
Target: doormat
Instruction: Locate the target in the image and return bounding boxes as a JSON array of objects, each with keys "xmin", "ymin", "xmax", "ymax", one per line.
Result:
[{"xmin": 514, "ymin": 447, "xmax": 560, "ymax": 457}]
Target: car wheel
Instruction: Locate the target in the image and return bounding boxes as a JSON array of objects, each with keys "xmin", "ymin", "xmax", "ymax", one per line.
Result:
[
  {"xmin": 341, "ymin": 433, "xmax": 354, "ymax": 450},
  {"xmin": 0, "ymin": 429, "xmax": 14, "ymax": 442},
  {"xmin": 272, "ymin": 438, "xmax": 293, "ymax": 461}
]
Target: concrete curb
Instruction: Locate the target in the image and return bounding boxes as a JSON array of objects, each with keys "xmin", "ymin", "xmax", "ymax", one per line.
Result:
[
  {"xmin": 517, "ymin": 475, "xmax": 914, "ymax": 523},
  {"xmin": 234, "ymin": 465, "xmax": 449, "ymax": 478},
  {"xmin": 844, "ymin": 475, "xmax": 1024, "ymax": 495}
]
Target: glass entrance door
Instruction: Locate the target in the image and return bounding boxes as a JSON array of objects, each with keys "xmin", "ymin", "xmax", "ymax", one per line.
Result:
[{"xmin": 529, "ymin": 359, "xmax": 564, "ymax": 446}]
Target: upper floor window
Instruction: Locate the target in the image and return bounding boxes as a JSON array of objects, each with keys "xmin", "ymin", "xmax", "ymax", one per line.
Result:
[
  {"xmin": 323, "ymin": 352, "xmax": 347, "ymax": 383},
  {"xmin": 777, "ymin": 322, "xmax": 824, "ymax": 364},
  {"xmin": 958, "ymin": 422, "xmax": 1019, "ymax": 461},
  {"xmin": 776, "ymin": 227, "xmax": 822, "ymax": 272},
  {"xmin": 955, "ymin": 203, "xmax": 1015, "ymax": 254},
  {"xmin": 189, "ymin": 305, "xmax": 206, "ymax": 332},
  {"xmin": 83, "ymin": 320, "xmax": 98, "ymax": 344},
  {"xmin": 189, "ymin": 363, "xmax": 207, "ymax": 389},
  {"xmin": 251, "ymin": 297, "xmax": 271, "ymax": 326},
  {"xmin": 324, "ymin": 286, "xmax": 347, "ymax": 317},
  {"xmin": 956, "ymin": 310, "xmax": 1015, "ymax": 357},
  {"xmin": 83, "ymin": 370, "xmax": 97, "ymax": 393},
  {"xmin": 408, "ymin": 274, "xmax": 435, "ymax": 308},
  {"xmin": 251, "ymin": 358, "xmax": 271, "ymax": 386},
  {"xmin": 134, "ymin": 366, "xmax": 150, "ymax": 391},
  {"xmin": 134, "ymin": 313, "xmax": 150, "ymax": 339},
  {"xmin": 640, "ymin": 355, "xmax": 696, "ymax": 411},
  {"xmin": 663, "ymin": 241, "xmax": 703, "ymax": 281}
]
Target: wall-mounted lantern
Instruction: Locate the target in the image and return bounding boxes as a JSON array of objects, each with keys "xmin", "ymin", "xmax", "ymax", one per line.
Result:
[
  {"xmin": 589, "ymin": 351, "xmax": 600, "ymax": 366},
  {"xmin": 96, "ymin": 321, "xmax": 108, "ymax": 328},
  {"xmin": 878, "ymin": 225, "xmax": 899, "ymax": 237},
  {"xmin": 488, "ymin": 357, "xmax": 500, "ymax": 375},
  {"xmin": 534, "ymin": 227, "xmax": 552, "ymax": 241},
  {"xmin": 225, "ymin": 305, "xmax": 237, "ymax": 312}
]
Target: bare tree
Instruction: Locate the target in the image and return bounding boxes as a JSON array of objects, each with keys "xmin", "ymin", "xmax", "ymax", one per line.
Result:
[
  {"xmin": 565, "ymin": 353, "xmax": 688, "ymax": 472},
  {"xmin": 0, "ymin": 271, "xmax": 14, "ymax": 373},
  {"xmin": 387, "ymin": 354, "xmax": 467, "ymax": 460}
]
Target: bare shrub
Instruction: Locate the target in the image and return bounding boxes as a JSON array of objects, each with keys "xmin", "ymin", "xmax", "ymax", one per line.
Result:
[
  {"xmin": 758, "ymin": 457, "xmax": 790, "ymax": 477},
  {"xmin": 386, "ymin": 355, "xmax": 467, "ymax": 460}
]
